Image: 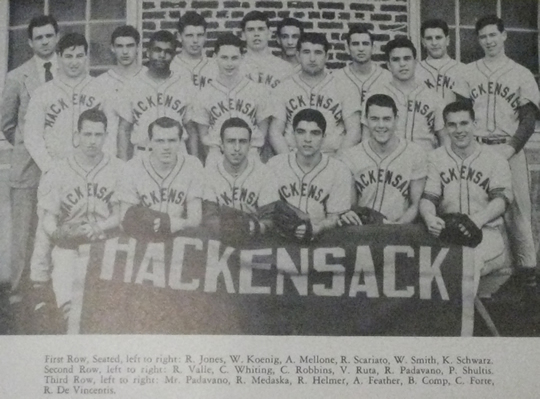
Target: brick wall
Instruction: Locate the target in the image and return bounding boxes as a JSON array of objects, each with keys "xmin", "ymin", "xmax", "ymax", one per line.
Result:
[{"xmin": 140, "ymin": 0, "xmax": 408, "ymax": 68}]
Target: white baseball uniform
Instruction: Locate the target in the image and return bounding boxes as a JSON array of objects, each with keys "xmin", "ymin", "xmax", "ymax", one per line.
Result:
[
  {"xmin": 24, "ymin": 76, "xmax": 105, "ymax": 172},
  {"xmin": 243, "ymin": 50, "xmax": 297, "ymax": 89},
  {"xmin": 332, "ymin": 63, "xmax": 393, "ymax": 119},
  {"xmin": 190, "ymin": 77, "xmax": 272, "ymax": 164},
  {"xmin": 36, "ymin": 153, "xmax": 124, "ymax": 327},
  {"xmin": 170, "ymin": 54, "xmax": 219, "ymax": 90},
  {"xmin": 203, "ymin": 157, "xmax": 279, "ymax": 215},
  {"xmin": 272, "ymin": 72, "xmax": 360, "ymax": 153},
  {"xmin": 463, "ymin": 56, "xmax": 540, "ymax": 269},
  {"xmin": 423, "ymin": 143, "xmax": 513, "ymax": 290},
  {"xmin": 366, "ymin": 82, "xmax": 446, "ymax": 152},
  {"xmin": 266, "ymin": 152, "xmax": 352, "ymax": 221},
  {"xmin": 115, "ymin": 71, "xmax": 195, "ymax": 149},
  {"xmin": 416, "ymin": 57, "xmax": 469, "ymax": 104},
  {"xmin": 339, "ymin": 138, "xmax": 427, "ymax": 222},
  {"xmin": 94, "ymin": 66, "xmax": 147, "ymax": 155},
  {"xmin": 117, "ymin": 152, "xmax": 204, "ymax": 218}
]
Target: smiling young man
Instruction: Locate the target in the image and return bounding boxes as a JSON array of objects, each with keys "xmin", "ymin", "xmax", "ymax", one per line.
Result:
[
  {"xmin": 94, "ymin": 25, "xmax": 145, "ymax": 157},
  {"xmin": 366, "ymin": 37, "xmax": 446, "ymax": 152},
  {"xmin": 463, "ymin": 15, "xmax": 540, "ymax": 291},
  {"xmin": 416, "ymin": 19, "xmax": 469, "ymax": 104},
  {"xmin": 240, "ymin": 11, "xmax": 295, "ymax": 89},
  {"xmin": 267, "ymin": 109, "xmax": 353, "ymax": 239},
  {"xmin": 118, "ymin": 117, "xmax": 204, "ymax": 237},
  {"xmin": 420, "ymin": 100, "xmax": 513, "ymax": 296},
  {"xmin": 202, "ymin": 117, "xmax": 278, "ymax": 235},
  {"xmin": 116, "ymin": 30, "xmax": 195, "ymax": 160},
  {"xmin": 333, "ymin": 26, "xmax": 392, "ymax": 124},
  {"xmin": 269, "ymin": 32, "xmax": 362, "ymax": 155},
  {"xmin": 339, "ymin": 94, "xmax": 427, "ymax": 225},
  {"xmin": 170, "ymin": 11, "xmax": 218, "ymax": 90},
  {"xmin": 190, "ymin": 33, "xmax": 272, "ymax": 166},
  {"xmin": 1, "ymin": 15, "xmax": 60, "ymax": 309},
  {"xmin": 31, "ymin": 109, "xmax": 123, "ymax": 332}
]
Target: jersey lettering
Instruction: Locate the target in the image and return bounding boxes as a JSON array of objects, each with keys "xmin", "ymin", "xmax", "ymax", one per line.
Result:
[
  {"xmin": 440, "ymin": 165, "xmax": 491, "ymax": 192},
  {"xmin": 60, "ymin": 183, "xmax": 114, "ymax": 215},
  {"xmin": 208, "ymin": 99, "xmax": 257, "ymax": 127},
  {"xmin": 44, "ymin": 95, "xmax": 99, "ymax": 128},
  {"xmin": 140, "ymin": 188, "xmax": 186, "ymax": 207},
  {"xmin": 354, "ymin": 168, "xmax": 409, "ymax": 198},
  {"xmin": 131, "ymin": 94, "xmax": 187, "ymax": 125},
  {"xmin": 285, "ymin": 94, "xmax": 342, "ymax": 123},
  {"xmin": 407, "ymin": 100, "xmax": 436, "ymax": 128},
  {"xmin": 278, "ymin": 182, "xmax": 325, "ymax": 203},
  {"xmin": 470, "ymin": 82, "xmax": 520, "ymax": 110}
]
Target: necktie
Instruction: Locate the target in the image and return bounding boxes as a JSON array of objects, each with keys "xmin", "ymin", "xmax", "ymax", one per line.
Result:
[{"xmin": 44, "ymin": 62, "xmax": 53, "ymax": 82}]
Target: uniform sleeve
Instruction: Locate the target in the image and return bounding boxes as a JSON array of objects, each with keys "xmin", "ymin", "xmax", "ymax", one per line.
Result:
[
  {"xmin": 336, "ymin": 148, "xmax": 356, "ymax": 173},
  {"xmin": 411, "ymin": 145, "xmax": 428, "ymax": 180},
  {"xmin": 116, "ymin": 162, "xmax": 141, "ymax": 205},
  {"xmin": 519, "ymin": 67, "xmax": 540, "ymax": 109},
  {"xmin": 37, "ymin": 167, "xmax": 62, "ymax": 215},
  {"xmin": 255, "ymin": 85, "xmax": 273, "ymax": 123},
  {"xmin": 488, "ymin": 152, "xmax": 513, "ymax": 205},
  {"xmin": 270, "ymin": 84, "xmax": 288, "ymax": 122},
  {"xmin": 187, "ymin": 158, "xmax": 205, "ymax": 200},
  {"xmin": 115, "ymin": 86, "xmax": 133, "ymax": 123},
  {"xmin": 421, "ymin": 151, "xmax": 442, "ymax": 205},
  {"xmin": 336, "ymin": 78, "xmax": 362, "ymax": 119},
  {"xmin": 189, "ymin": 91, "xmax": 210, "ymax": 126},
  {"xmin": 24, "ymin": 90, "xmax": 54, "ymax": 172},
  {"xmin": 453, "ymin": 64, "xmax": 470, "ymax": 98},
  {"xmin": 327, "ymin": 162, "xmax": 353, "ymax": 214},
  {"xmin": 433, "ymin": 94, "xmax": 446, "ymax": 132},
  {"xmin": 202, "ymin": 168, "xmax": 218, "ymax": 204},
  {"xmin": 0, "ymin": 72, "xmax": 21, "ymax": 145},
  {"xmin": 257, "ymin": 168, "xmax": 280, "ymax": 207},
  {"xmin": 108, "ymin": 159, "xmax": 125, "ymax": 205}
]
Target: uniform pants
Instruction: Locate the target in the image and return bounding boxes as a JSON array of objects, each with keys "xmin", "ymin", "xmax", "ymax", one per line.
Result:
[
  {"xmin": 9, "ymin": 187, "xmax": 38, "ymax": 292},
  {"xmin": 505, "ymin": 151, "xmax": 536, "ymax": 269},
  {"xmin": 476, "ymin": 224, "xmax": 512, "ymax": 297}
]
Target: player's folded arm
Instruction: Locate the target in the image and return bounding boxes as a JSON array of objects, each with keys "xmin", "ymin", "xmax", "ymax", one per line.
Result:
[
  {"xmin": 508, "ymin": 102, "xmax": 538, "ymax": 153},
  {"xmin": 268, "ymin": 117, "xmax": 289, "ymax": 154}
]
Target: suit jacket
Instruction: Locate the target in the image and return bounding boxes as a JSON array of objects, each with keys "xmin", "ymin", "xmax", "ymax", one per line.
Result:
[{"xmin": 1, "ymin": 57, "xmax": 43, "ymax": 188}]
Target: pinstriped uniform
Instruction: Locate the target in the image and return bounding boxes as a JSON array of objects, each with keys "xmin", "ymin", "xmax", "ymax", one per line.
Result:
[
  {"xmin": 266, "ymin": 152, "xmax": 351, "ymax": 221},
  {"xmin": 339, "ymin": 138, "xmax": 427, "ymax": 222},
  {"xmin": 416, "ymin": 57, "xmax": 469, "ymax": 104},
  {"xmin": 170, "ymin": 54, "xmax": 219, "ymax": 90}
]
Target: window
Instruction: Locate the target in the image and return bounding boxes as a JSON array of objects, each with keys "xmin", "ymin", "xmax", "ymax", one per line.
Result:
[
  {"xmin": 7, "ymin": 0, "xmax": 137, "ymax": 76},
  {"xmin": 412, "ymin": 0, "xmax": 539, "ymax": 75}
]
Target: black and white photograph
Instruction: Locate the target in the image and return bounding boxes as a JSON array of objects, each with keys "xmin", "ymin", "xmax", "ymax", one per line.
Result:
[{"xmin": 0, "ymin": 0, "xmax": 540, "ymax": 397}]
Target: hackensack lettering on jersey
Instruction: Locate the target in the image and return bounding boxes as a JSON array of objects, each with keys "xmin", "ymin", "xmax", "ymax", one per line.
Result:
[
  {"xmin": 61, "ymin": 183, "xmax": 114, "ymax": 215},
  {"xmin": 469, "ymin": 81, "xmax": 520, "ymax": 110},
  {"xmin": 439, "ymin": 165, "xmax": 491, "ymax": 192},
  {"xmin": 44, "ymin": 94, "xmax": 99, "ymax": 128},
  {"xmin": 354, "ymin": 168, "xmax": 410, "ymax": 198},
  {"xmin": 131, "ymin": 93, "xmax": 187, "ymax": 126}
]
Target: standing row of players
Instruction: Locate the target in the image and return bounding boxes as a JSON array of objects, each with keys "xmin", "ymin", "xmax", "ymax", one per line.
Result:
[{"xmin": 1, "ymin": 11, "xmax": 538, "ymax": 328}]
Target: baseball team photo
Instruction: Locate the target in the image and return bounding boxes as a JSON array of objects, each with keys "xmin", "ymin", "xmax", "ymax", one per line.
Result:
[{"xmin": 0, "ymin": 0, "xmax": 540, "ymax": 337}]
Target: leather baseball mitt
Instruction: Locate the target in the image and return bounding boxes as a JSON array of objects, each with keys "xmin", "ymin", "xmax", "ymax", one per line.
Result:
[
  {"xmin": 273, "ymin": 201, "xmax": 313, "ymax": 243},
  {"xmin": 352, "ymin": 206, "xmax": 387, "ymax": 225},
  {"xmin": 50, "ymin": 222, "xmax": 88, "ymax": 249},
  {"xmin": 439, "ymin": 213, "xmax": 483, "ymax": 248},
  {"xmin": 219, "ymin": 205, "xmax": 261, "ymax": 244},
  {"xmin": 122, "ymin": 205, "xmax": 172, "ymax": 242}
]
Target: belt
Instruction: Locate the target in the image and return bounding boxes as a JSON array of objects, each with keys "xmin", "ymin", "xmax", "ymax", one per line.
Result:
[
  {"xmin": 475, "ymin": 136, "xmax": 508, "ymax": 145},
  {"xmin": 136, "ymin": 146, "xmax": 152, "ymax": 151}
]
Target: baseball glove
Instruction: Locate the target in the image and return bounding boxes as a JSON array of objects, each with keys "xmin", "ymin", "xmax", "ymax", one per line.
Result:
[
  {"xmin": 219, "ymin": 206, "xmax": 260, "ymax": 244},
  {"xmin": 273, "ymin": 201, "xmax": 313, "ymax": 243},
  {"xmin": 438, "ymin": 213, "xmax": 483, "ymax": 248},
  {"xmin": 352, "ymin": 206, "xmax": 387, "ymax": 225},
  {"xmin": 50, "ymin": 222, "xmax": 88, "ymax": 249},
  {"xmin": 122, "ymin": 205, "xmax": 171, "ymax": 242}
]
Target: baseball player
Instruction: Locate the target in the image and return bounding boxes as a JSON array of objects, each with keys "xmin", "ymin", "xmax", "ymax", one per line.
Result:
[
  {"xmin": 116, "ymin": 30, "xmax": 195, "ymax": 160},
  {"xmin": 339, "ymin": 94, "xmax": 427, "ymax": 225},
  {"xmin": 240, "ymin": 11, "xmax": 296, "ymax": 89},
  {"xmin": 332, "ymin": 26, "xmax": 392, "ymax": 143},
  {"xmin": 416, "ymin": 19, "xmax": 469, "ymax": 104},
  {"xmin": 269, "ymin": 32, "xmax": 362, "ymax": 155},
  {"xmin": 24, "ymin": 33, "xmax": 106, "ymax": 301},
  {"xmin": 202, "ymin": 117, "xmax": 279, "ymax": 233},
  {"xmin": 190, "ymin": 33, "xmax": 272, "ymax": 166},
  {"xmin": 366, "ymin": 37, "xmax": 446, "ymax": 153},
  {"xmin": 0, "ymin": 15, "xmax": 59, "ymax": 311},
  {"xmin": 94, "ymin": 25, "xmax": 146, "ymax": 157},
  {"xmin": 276, "ymin": 17, "xmax": 303, "ymax": 68},
  {"xmin": 267, "ymin": 108, "xmax": 353, "ymax": 237},
  {"xmin": 419, "ymin": 100, "xmax": 513, "ymax": 296},
  {"xmin": 170, "ymin": 11, "xmax": 218, "ymax": 90},
  {"xmin": 32, "ymin": 109, "xmax": 124, "ymax": 331},
  {"xmin": 118, "ymin": 117, "xmax": 204, "ymax": 235},
  {"xmin": 462, "ymin": 15, "xmax": 540, "ymax": 292}
]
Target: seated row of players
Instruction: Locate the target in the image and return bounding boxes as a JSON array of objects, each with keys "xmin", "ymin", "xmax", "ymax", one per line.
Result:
[{"xmin": 40, "ymin": 96, "xmax": 512, "ymax": 327}]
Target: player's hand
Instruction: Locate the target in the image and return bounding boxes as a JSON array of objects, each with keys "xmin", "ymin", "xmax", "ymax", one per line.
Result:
[
  {"xmin": 153, "ymin": 218, "xmax": 160, "ymax": 233},
  {"xmin": 338, "ymin": 210, "xmax": 362, "ymax": 226},
  {"xmin": 492, "ymin": 143, "xmax": 515, "ymax": 160},
  {"xmin": 295, "ymin": 222, "xmax": 318, "ymax": 239},
  {"xmin": 77, "ymin": 224, "xmax": 95, "ymax": 239},
  {"xmin": 468, "ymin": 213, "xmax": 484, "ymax": 229},
  {"xmin": 424, "ymin": 215, "xmax": 445, "ymax": 237}
]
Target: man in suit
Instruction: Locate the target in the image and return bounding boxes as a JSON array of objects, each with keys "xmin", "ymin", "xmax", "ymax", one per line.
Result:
[{"xmin": 0, "ymin": 15, "xmax": 59, "ymax": 312}]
